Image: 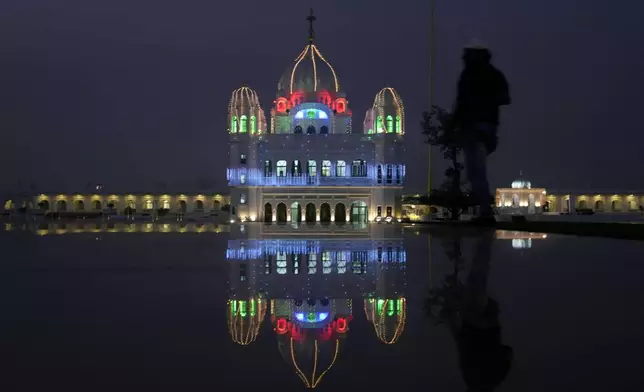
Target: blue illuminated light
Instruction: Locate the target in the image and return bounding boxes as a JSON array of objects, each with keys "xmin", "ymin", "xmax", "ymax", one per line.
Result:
[
  {"xmin": 294, "ymin": 109, "xmax": 328, "ymax": 119},
  {"xmin": 294, "ymin": 312, "xmax": 330, "ymax": 323}
]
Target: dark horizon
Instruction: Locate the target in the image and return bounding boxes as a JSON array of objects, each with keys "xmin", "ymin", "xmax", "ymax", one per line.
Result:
[{"xmin": 2, "ymin": 0, "xmax": 643, "ymax": 194}]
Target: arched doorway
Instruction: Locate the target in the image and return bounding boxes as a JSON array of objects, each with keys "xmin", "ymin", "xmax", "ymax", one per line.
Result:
[
  {"xmin": 38, "ymin": 200, "xmax": 50, "ymax": 211},
  {"xmin": 512, "ymin": 194, "xmax": 520, "ymax": 207},
  {"xmin": 320, "ymin": 203, "xmax": 331, "ymax": 223},
  {"xmin": 276, "ymin": 203, "xmax": 287, "ymax": 223},
  {"xmin": 92, "ymin": 200, "xmax": 102, "ymax": 211},
  {"xmin": 578, "ymin": 200, "xmax": 587, "ymax": 209},
  {"xmin": 290, "ymin": 202, "xmax": 301, "ymax": 223},
  {"xmin": 335, "ymin": 203, "xmax": 346, "ymax": 223},
  {"xmin": 611, "ymin": 200, "xmax": 620, "ymax": 211},
  {"xmin": 305, "ymin": 203, "xmax": 316, "ymax": 223},
  {"xmin": 264, "ymin": 203, "xmax": 273, "ymax": 223},
  {"xmin": 195, "ymin": 200, "xmax": 204, "ymax": 211},
  {"xmin": 350, "ymin": 201, "xmax": 367, "ymax": 223},
  {"xmin": 179, "ymin": 200, "xmax": 187, "ymax": 213},
  {"xmin": 213, "ymin": 200, "xmax": 221, "ymax": 210},
  {"xmin": 595, "ymin": 200, "xmax": 604, "ymax": 211},
  {"xmin": 628, "ymin": 200, "xmax": 637, "ymax": 211},
  {"xmin": 56, "ymin": 200, "xmax": 67, "ymax": 212},
  {"xmin": 74, "ymin": 200, "xmax": 84, "ymax": 212}
]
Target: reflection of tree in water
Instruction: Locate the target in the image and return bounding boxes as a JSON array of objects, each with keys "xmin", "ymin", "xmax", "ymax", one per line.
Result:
[{"xmin": 425, "ymin": 231, "xmax": 513, "ymax": 392}]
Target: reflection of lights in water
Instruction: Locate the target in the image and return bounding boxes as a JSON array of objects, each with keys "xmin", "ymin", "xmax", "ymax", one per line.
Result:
[
  {"xmin": 290, "ymin": 338, "xmax": 339, "ymax": 389},
  {"xmin": 512, "ymin": 238, "xmax": 532, "ymax": 249},
  {"xmin": 295, "ymin": 312, "xmax": 330, "ymax": 323},
  {"xmin": 364, "ymin": 298, "xmax": 407, "ymax": 344}
]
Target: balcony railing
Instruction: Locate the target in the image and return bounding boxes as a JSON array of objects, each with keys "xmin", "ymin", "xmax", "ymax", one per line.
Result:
[{"xmin": 227, "ymin": 166, "xmax": 405, "ymax": 187}]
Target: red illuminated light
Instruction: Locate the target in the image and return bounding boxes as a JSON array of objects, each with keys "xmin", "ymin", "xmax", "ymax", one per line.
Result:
[
  {"xmin": 276, "ymin": 318, "xmax": 288, "ymax": 334},
  {"xmin": 335, "ymin": 317, "xmax": 347, "ymax": 333},
  {"xmin": 276, "ymin": 98, "xmax": 287, "ymax": 113},
  {"xmin": 335, "ymin": 99, "xmax": 346, "ymax": 114}
]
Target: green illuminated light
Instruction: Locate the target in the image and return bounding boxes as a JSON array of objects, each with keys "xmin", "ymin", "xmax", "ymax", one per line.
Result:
[{"xmin": 240, "ymin": 115, "xmax": 248, "ymax": 133}]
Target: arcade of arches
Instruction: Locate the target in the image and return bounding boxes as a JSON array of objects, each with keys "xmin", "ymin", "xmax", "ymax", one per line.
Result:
[
  {"xmin": 262, "ymin": 200, "xmax": 367, "ymax": 223},
  {"xmin": 2, "ymin": 193, "xmax": 230, "ymax": 215}
]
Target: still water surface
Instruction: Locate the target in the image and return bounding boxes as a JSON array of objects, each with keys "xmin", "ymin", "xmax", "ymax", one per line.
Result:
[{"xmin": 1, "ymin": 223, "xmax": 643, "ymax": 391}]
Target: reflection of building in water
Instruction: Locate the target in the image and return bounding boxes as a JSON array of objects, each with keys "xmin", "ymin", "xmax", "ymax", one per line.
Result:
[
  {"xmin": 0, "ymin": 221, "xmax": 229, "ymax": 235},
  {"xmin": 227, "ymin": 224, "xmax": 405, "ymax": 387},
  {"xmin": 495, "ymin": 230, "xmax": 547, "ymax": 249},
  {"xmin": 273, "ymin": 298, "xmax": 351, "ymax": 388},
  {"xmin": 227, "ymin": 297, "xmax": 267, "ymax": 345},
  {"xmin": 364, "ymin": 297, "xmax": 407, "ymax": 344}
]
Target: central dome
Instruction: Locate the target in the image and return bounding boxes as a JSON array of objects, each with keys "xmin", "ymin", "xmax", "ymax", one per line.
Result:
[{"xmin": 278, "ymin": 44, "xmax": 340, "ymax": 94}]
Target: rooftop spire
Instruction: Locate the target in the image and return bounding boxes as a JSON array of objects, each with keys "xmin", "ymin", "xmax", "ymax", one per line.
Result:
[{"xmin": 306, "ymin": 8, "xmax": 316, "ymax": 43}]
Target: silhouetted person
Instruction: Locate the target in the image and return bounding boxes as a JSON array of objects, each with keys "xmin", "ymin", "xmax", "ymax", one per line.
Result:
[
  {"xmin": 452, "ymin": 41, "xmax": 511, "ymax": 225},
  {"xmin": 426, "ymin": 230, "xmax": 513, "ymax": 391},
  {"xmin": 456, "ymin": 231, "xmax": 513, "ymax": 392}
]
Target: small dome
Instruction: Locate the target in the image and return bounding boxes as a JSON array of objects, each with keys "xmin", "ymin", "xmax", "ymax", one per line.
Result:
[
  {"xmin": 228, "ymin": 86, "xmax": 267, "ymax": 134},
  {"xmin": 511, "ymin": 179, "xmax": 531, "ymax": 189},
  {"xmin": 364, "ymin": 298, "xmax": 407, "ymax": 344},
  {"xmin": 277, "ymin": 44, "xmax": 339, "ymax": 94},
  {"xmin": 369, "ymin": 87, "xmax": 405, "ymax": 134},
  {"xmin": 227, "ymin": 298, "xmax": 267, "ymax": 345}
]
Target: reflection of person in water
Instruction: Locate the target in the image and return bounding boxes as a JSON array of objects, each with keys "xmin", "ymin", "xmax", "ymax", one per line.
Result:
[{"xmin": 427, "ymin": 230, "xmax": 513, "ymax": 391}]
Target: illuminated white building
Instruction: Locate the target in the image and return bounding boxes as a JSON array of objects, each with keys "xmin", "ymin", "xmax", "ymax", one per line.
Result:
[
  {"xmin": 227, "ymin": 10, "xmax": 405, "ymax": 224},
  {"xmin": 496, "ymin": 177, "xmax": 547, "ymax": 215}
]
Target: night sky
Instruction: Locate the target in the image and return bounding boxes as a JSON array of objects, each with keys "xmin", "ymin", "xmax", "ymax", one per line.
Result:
[{"xmin": 2, "ymin": 0, "xmax": 642, "ymax": 194}]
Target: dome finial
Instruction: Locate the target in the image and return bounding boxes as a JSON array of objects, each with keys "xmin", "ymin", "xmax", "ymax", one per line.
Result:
[{"xmin": 307, "ymin": 8, "xmax": 316, "ymax": 43}]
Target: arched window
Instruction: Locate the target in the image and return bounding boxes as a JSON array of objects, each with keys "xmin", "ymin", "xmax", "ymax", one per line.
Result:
[
  {"xmin": 320, "ymin": 125, "xmax": 329, "ymax": 134},
  {"xmin": 321, "ymin": 160, "xmax": 331, "ymax": 177},
  {"xmin": 376, "ymin": 116, "xmax": 384, "ymax": 133},
  {"xmin": 264, "ymin": 160, "xmax": 272, "ymax": 177},
  {"xmin": 377, "ymin": 165, "xmax": 383, "ymax": 184},
  {"xmin": 352, "ymin": 159, "xmax": 367, "ymax": 177},
  {"xmin": 294, "ymin": 125, "xmax": 303, "ymax": 134},
  {"xmin": 250, "ymin": 116, "xmax": 256, "ymax": 134},
  {"xmin": 307, "ymin": 160, "xmax": 317, "ymax": 176},
  {"xmin": 292, "ymin": 160, "xmax": 301, "ymax": 176},
  {"xmin": 395, "ymin": 116, "xmax": 402, "ymax": 133},
  {"xmin": 336, "ymin": 160, "xmax": 346, "ymax": 177},
  {"xmin": 145, "ymin": 200, "xmax": 154, "ymax": 210},
  {"xmin": 386, "ymin": 115, "xmax": 393, "ymax": 133},
  {"xmin": 240, "ymin": 115, "xmax": 248, "ymax": 133},
  {"xmin": 277, "ymin": 160, "xmax": 287, "ymax": 177},
  {"xmin": 386, "ymin": 165, "xmax": 393, "ymax": 183},
  {"xmin": 162, "ymin": 200, "xmax": 170, "ymax": 209},
  {"xmin": 231, "ymin": 116, "xmax": 238, "ymax": 133},
  {"xmin": 306, "ymin": 125, "xmax": 316, "ymax": 134}
]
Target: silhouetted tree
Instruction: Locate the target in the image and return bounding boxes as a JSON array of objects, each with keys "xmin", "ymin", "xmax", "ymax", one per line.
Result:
[{"xmin": 421, "ymin": 106, "xmax": 474, "ymax": 220}]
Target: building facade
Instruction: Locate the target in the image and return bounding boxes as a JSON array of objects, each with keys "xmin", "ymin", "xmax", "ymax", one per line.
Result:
[
  {"xmin": 227, "ymin": 11, "xmax": 405, "ymax": 225},
  {"xmin": 496, "ymin": 177, "xmax": 644, "ymax": 215},
  {"xmin": 1, "ymin": 192, "xmax": 229, "ymax": 217}
]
